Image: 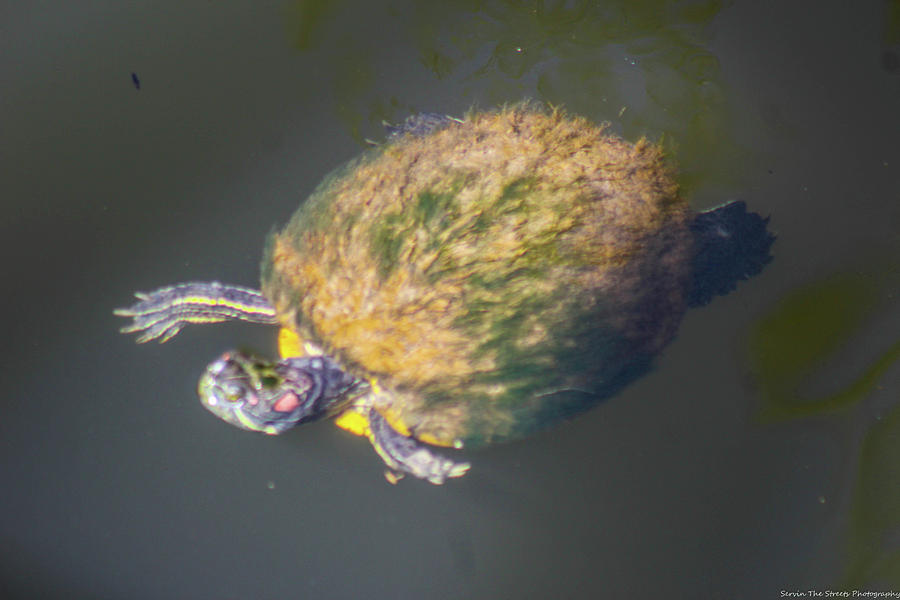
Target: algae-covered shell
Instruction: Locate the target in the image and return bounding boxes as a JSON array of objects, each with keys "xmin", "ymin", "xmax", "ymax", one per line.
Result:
[{"xmin": 262, "ymin": 105, "xmax": 693, "ymax": 448}]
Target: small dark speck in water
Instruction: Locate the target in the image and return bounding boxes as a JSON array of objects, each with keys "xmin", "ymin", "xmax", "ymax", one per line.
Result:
[
  {"xmin": 881, "ymin": 50, "xmax": 899, "ymax": 72},
  {"xmin": 131, "ymin": 72, "xmax": 141, "ymax": 90}
]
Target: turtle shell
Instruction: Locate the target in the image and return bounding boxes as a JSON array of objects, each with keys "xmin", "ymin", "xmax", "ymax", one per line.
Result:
[{"xmin": 261, "ymin": 104, "xmax": 692, "ymax": 448}]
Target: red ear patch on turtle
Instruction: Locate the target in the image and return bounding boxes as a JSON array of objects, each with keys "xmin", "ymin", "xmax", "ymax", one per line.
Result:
[{"xmin": 273, "ymin": 392, "xmax": 300, "ymax": 413}]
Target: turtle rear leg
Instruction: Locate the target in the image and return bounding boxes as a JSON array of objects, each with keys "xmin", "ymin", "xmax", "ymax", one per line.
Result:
[
  {"xmin": 114, "ymin": 282, "xmax": 278, "ymax": 343},
  {"xmin": 688, "ymin": 201, "xmax": 776, "ymax": 307},
  {"xmin": 360, "ymin": 409, "xmax": 470, "ymax": 485}
]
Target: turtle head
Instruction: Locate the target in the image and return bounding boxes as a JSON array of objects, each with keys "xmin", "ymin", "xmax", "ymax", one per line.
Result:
[{"xmin": 198, "ymin": 351, "xmax": 356, "ymax": 435}]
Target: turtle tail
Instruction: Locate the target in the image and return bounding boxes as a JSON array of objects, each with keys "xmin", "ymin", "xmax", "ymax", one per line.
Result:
[{"xmin": 688, "ymin": 200, "xmax": 776, "ymax": 307}]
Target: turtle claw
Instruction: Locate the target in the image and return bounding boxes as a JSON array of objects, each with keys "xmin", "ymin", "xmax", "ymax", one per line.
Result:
[
  {"xmin": 126, "ymin": 319, "xmax": 184, "ymax": 344},
  {"xmin": 153, "ymin": 324, "xmax": 184, "ymax": 344}
]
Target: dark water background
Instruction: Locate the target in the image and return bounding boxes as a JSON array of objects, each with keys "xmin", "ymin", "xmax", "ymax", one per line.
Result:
[{"xmin": 2, "ymin": 1, "xmax": 898, "ymax": 598}]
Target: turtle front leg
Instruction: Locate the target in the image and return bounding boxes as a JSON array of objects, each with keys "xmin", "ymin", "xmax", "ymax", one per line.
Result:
[
  {"xmin": 114, "ymin": 282, "xmax": 278, "ymax": 343},
  {"xmin": 364, "ymin": 409, "xmax": 470, "ymax": 485},
  {"xmin": 383, "ymin": 112, "xmax": 462, "ymax": 140}
]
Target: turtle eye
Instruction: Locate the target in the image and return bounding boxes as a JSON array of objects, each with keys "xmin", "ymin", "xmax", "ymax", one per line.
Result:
[{"xmin": 222, "ymin": 381, "xmax": 246, "ymax": 402}]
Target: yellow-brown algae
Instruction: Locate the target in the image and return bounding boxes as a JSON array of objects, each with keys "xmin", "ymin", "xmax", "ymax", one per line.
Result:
[{"xmin": 263, "ymin": 104, "xmax": 692, "ymax": 447}]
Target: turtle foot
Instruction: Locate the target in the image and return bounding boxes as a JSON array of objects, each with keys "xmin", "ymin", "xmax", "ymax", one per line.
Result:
[
  {"xmin": 366, "ymin": 410, "xmax": 470, "ymax": 485},
  {"xmin": 114, "ymin": 282, "xmax": 278, "ymax": 343}
]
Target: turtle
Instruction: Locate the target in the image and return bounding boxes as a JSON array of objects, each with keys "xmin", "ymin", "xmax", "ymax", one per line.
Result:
[{"xmin": 115, "ymin": 103, "xmax": 775, "ymax": 484}]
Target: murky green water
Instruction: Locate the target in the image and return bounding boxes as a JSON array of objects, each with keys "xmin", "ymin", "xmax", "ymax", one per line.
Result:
[{"xmin": 2, "ymin": 1, "xmax": 898, "ymax": 598}]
